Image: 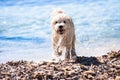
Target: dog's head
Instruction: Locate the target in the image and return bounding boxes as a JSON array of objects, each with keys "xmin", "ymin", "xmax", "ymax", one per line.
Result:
[{"xmin": 51, "ymin": 9, "xmax": 74, "ymax": 35}]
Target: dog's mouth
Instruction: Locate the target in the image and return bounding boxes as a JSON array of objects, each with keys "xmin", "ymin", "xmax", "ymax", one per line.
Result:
[{"xmin": 57, "ymin": 29, "xmax": 65, "ymax": 34}]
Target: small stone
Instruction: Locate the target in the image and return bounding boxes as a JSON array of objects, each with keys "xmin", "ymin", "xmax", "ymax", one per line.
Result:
[
  {"xmin": 31, "ymin": 63, "xmax": 38, "ymax": 67},
  {"xmin": 34, "ymin": 72, "xmax": 43, "ymax": 80},
  {"xmin": 108, "ymin": 51, "xmax": 120, "ymax": 59},
  {"xmin": 83, "ymin": 70, "xmax": 96, "ymax": 76},
  {"xmin": 39, "ymin": 61, "xmax": 47, "ymax": 66},
  {"xmin": 53, "ymin": 66, "xmax": 58, "ymax": 71},
  {"xmin": 47, "ymin": 62, "xmax": 53, "ymax": 67},
  {"xmin": 64, "ymin": 70, "xmax": 68, "ymax": 77},
  {"xmin": 115, "ymin": 76, "xmax": 120, "ymax": 80},
  {"xmin": 44, "ymin": 75, "xmax": 53, "ymax": 80},
  {"xmin": 80, "ymin": 64, "xmax": 88, "ymax": 70},
  {"xmin": 72, "ymin": 76, "xmax": 79, "ymax": 80},
  {"xmin": 64, "ymin": 66, "xmax": 72, "ymax": 71},
  {"xmin": 66, "ymin": 77, "xmax": 72, "ymax": 80},
  {"xmin": 87, "ymin": 75, "xmax": 94, "ymax": 79}
]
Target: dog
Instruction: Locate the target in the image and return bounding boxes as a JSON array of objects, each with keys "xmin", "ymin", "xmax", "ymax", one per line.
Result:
[{"xmin": 51, "ymin": 9, "xmax": 77, "ymax": 62}]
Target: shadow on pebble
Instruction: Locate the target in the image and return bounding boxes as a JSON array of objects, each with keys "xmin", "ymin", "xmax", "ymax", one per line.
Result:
[{"xmin": 76, "ymin": 56, "xmax": 101, "ymax": 66}]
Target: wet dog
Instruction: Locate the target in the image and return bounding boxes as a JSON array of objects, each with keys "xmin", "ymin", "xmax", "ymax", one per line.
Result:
[{"xmin": 51, "ymin": 9, "xmax": 77, "ymax": 62}]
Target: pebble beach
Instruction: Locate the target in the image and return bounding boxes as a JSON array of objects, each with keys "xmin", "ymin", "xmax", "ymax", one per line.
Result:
[
  {"xmin": 0, "ymin": 50, "xmax": 120, "ymax": 80},
  {"xmin": 0, "ymin": 0, "xmax": 120, "ymax": 80}
]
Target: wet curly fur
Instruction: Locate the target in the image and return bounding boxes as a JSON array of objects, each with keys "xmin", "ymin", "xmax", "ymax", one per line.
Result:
[{"xmin": 51, "ymin": 9, "xmax": 77, "ymax": 61}]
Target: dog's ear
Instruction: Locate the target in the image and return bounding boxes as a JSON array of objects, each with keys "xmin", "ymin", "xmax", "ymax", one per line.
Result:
[{"xmin": 68, "ymin": 16, "xmax": 75, "ymax": 28}]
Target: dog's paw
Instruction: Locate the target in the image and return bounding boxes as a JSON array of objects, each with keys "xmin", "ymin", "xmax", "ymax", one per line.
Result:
[
  {"xmin": 55, "ymin": 47, "xmax": 62, "ymax": 56},
  {"xmin": 70, "ymin": 56, "xmax": 77, "ymax": 62}
]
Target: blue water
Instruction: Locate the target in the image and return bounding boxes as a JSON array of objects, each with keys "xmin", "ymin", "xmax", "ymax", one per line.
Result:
[{"xmin": 0, "ymin": 0, "xmax": 120, "ymax": 63}]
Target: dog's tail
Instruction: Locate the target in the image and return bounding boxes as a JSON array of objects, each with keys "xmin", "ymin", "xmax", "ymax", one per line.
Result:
[{"xmin": 52, "ymin": 9, "xmax": 65, "ymax": 16}]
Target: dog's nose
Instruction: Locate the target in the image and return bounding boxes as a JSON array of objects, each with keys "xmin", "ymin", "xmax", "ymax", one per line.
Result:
[{"xmin": 59, "ymin": 25, "xmax": 63, "ymax": 29}]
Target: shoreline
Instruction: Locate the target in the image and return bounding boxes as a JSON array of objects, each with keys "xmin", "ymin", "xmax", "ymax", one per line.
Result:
[{"xmin": 0, "ymin": 50, "xmax": 120, "ymax": 79}]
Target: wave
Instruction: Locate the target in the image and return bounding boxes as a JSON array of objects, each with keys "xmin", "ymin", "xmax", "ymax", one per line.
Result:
[
  {"xmin": 0, "ymin": 36, "xmax": 45, "ymax": 43},
  {"xmin": 0, "ymin": 0, "xmax": 102, "ymax": 6}
]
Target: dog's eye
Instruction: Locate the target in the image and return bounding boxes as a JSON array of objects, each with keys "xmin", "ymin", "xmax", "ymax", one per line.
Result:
[
  {"xmin": 55, "ymin": 21, "xmax": 58, "ymax": 24},
  {"xmin": 63, "ymin": 21, "xmax": 66, "ymax": 23}
]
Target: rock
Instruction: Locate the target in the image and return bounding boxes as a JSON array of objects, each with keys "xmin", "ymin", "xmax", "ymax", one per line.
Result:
[
  {"xmin": 87, "ymin": 74, "xmax": 94, "ymax": 79},
  {"xmin": 72, "ymin": 76, "xmax": 79, "ymax": 80},
  {"xmin": 79, "ymin": 64, "xmax": 88, "ymax": 70},
  {"xmin": 115, "ymin": 76, "xmax": 120, "ymax": 80},
  {"xmin": 46, "ymin": 62, "xmax": 54, "ymax": 67},
  {"xmin": 39, "ymin": 61, "xmax": 47, "ymax": 66},
  {"xmin": 64, "ymin": 69, "xmax": 68, "ymax": 77},
  {"xmin": 83, "ymin": 70, "xmax": 96, "ymax": 76},
  {"xmin": 44, "ymin": 75, "xmax": 53, "ymax": 80},
  {"xmin": 107, "ymin": 51, "xmax": 120, "ymax": 59}
]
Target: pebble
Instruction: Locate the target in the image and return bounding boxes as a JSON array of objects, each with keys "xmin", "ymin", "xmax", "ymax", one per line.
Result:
[
  {"xmin": 0, "ymin": 50, "xmax": 120, "ymax": 79},
  {"xmin": 83, "ymin": 70, "xmax": 95, "ymax": 76},
  {"xmin": 115, "ymin": 76, "xmax": 120, "ymax": 80}
]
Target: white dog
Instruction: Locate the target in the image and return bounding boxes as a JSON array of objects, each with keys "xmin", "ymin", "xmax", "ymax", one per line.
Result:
[{"xmin": 51, "ymin": 9, "xmax": 77, "ymax": 62}]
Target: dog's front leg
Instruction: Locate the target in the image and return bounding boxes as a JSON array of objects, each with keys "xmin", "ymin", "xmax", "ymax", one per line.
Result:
[
  {"xmin": 65, "ymin": 47, "xmax": 70, "ymax": 60},
  {"xmin": 71, "ymin": 48, "xmax": 77, "ymax": 61},
  {"xmin": 53, "ymin": 44, "xmax": 62, "ymax": 57},
  {"xmin": 70, "ymin": 35, "xmax": 77, "ymax": 61}
]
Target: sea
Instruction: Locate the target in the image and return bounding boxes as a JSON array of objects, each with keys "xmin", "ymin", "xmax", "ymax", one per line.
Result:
[{"xmin": 0, "ymin": 0, "xmax": 120, "ymax": 63}]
